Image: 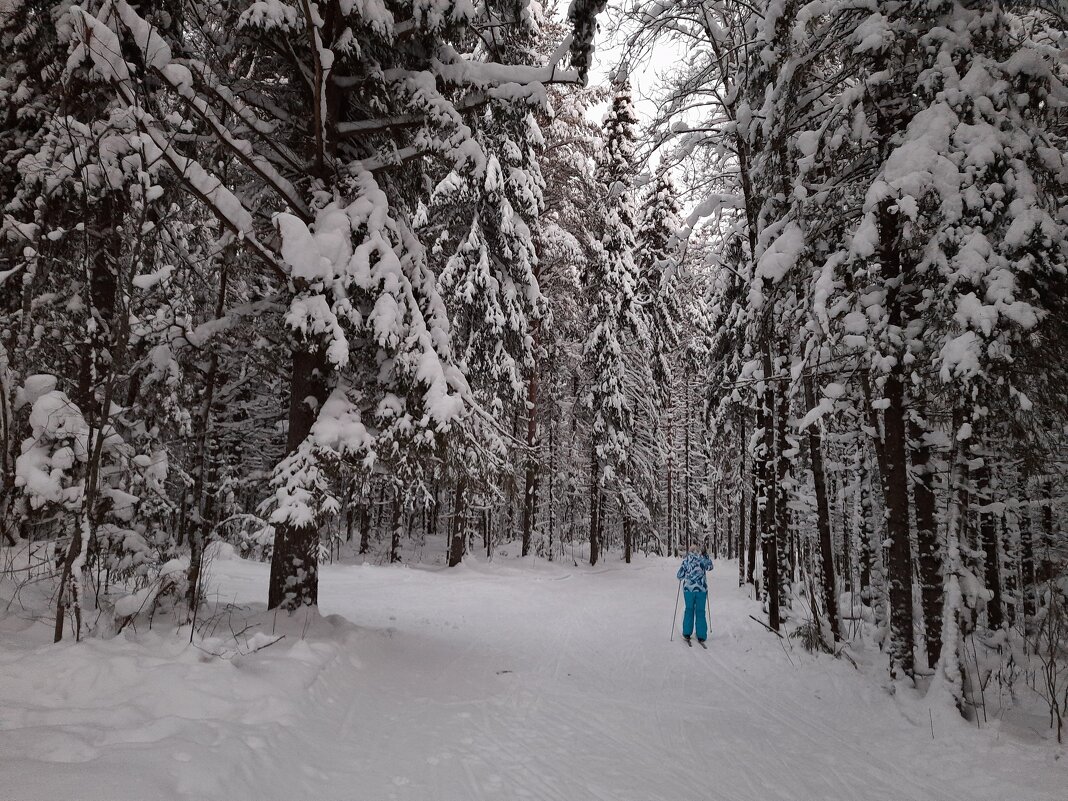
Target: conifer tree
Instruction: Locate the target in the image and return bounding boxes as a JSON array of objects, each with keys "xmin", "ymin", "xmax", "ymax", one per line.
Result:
[{"xmin": 583, "ymin": 81, "xmax": 646, "ymax": 565}]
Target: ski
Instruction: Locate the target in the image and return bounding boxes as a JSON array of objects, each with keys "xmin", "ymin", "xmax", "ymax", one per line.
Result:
[
  {"xmin": 698, "ymin": 640, "xmax": 707, "ymax": 649},
  {"xmin": 683, "ymin": 637, "xmax": 692, "ymax": 647}
]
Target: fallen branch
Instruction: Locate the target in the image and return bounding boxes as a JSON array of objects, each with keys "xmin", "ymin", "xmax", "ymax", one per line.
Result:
[
  {"xmin": 749, "ymin": 614, "xmax": 785, "ymax": 639},
  {"xmin": 835, "ymin": 647, "xmax": 860, "ymax": 670}
]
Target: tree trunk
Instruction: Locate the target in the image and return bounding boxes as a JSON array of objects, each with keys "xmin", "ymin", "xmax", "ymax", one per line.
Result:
[
  {"xmin": 939, "ymin": 431, "xmax": 967, "ymax": 704},
  {"xmin": 803, "ymin": 373, "xmax": 840, "ymax": 643},
  {"xmin": 390, "ymin": 492, "xmax": 402, "ymax": 564},
  {"xmin": 910, "ymin": 410, "xmax": 943, "ymax": 667},
  {"xmin": 547, "ymin": 409, "xmax": 557, "ymax": 561},
  {"xmin": 684, "ymin": 371, "xmax": 692, "ymax": 552},
  {"xmin": 187, "ymin": 265, "xmax": 227, "ymax": 617},
  {"xmin": 747, "ymin": 492, "xmax": 758, "ymax": 586},
  {"xmin": 448, "ymin": 478, "xmax": 466, "ymax": 567},
  {"xmin": 521, "ymin": 320, "xmax": 540, "ymax": 555},
  {"xmin": 1002, "ymin": 515, "xmax": 1016, "ymax": 628},
  {"xmin": 58, "ymin": 192, "xmax": 122, "ymax": 640},
  {"xmin": 976, "ymin": 457, "xmax": 1003, "ymax": 629},
  {"xmin": 268, "ymin": 344, "xmax": 329, "ymax": 610},
  {"xmin": 589, "ymin": 444, "xmax": 600, "ymax": 566},
  {"xmin": 871, "ymin": 197, "xmax": 917, "ymax": 676},
  {"xmin": 1020, "ymin": 488, "xmax": 1036, "ymax": 623},
  {"xmin": 359, "ymin": 480, "xmax": 371, "ymax": 555},
  {"xmin": 760, "ymin": 348, "xmax": 780, "ymax": 630},
  {"xmin": 666, "ymin": 408, "xmax": 674, "ymax": 556},
  {"xmin": 856, "ymin": 452, "xmax": 874, "ymax": 595},
  {"xmin": 725, "ymin": 495, "xmax": 733, "ymax": 562},
  {"xmin": 738, "ymin": 415, "xmax": 747, "ymax": 586},
  {"xmin": 878, "ymin": 376, "xmax": 915, "ymax": 675},
  {"xmin": 774, "ymin": 362, "xmax": 790, "ymax": 615},
  {"xmin": 1041, "ymin": 477, "xmax": 1054, "ymax": 582}
]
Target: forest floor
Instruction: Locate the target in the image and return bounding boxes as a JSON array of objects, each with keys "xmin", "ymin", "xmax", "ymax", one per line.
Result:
[{"xmin": 1, "ymin": 546, "xmax": 1065, "ymax": 801}]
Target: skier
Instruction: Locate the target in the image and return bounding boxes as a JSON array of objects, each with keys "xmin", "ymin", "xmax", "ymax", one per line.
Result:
[{"xmin": 676, "ymin": 542, "xmax": 713, "ymax": 646}]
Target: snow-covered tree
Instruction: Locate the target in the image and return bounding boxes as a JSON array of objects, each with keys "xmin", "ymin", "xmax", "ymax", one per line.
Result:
[
  {"xmin": 583, "ymin": 81, "xmax": 647, "ymax": 565},
  {"xmin": 635, "ymin": 170, "xmax": 683, "ymax": 407}
]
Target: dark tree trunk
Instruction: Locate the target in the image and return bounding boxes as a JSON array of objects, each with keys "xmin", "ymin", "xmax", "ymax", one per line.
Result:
[
  {"xmin": 840, "ymin": 481, "xmax": 852, "ymax": 592},
  {"xmin": 344, "ymin": 479, "xmax": 355, "ymax": 543},
  {"xmin": 857, "ymin": 453, "xmax": 874, "ymax": 595},
  {"xmin": 187, "ymin": 266, "xmax": 227, "ymax": 616},
  {"xmin": 448, "ymin": 478, "xmax": 466, "ymax": 567},
  {"xmin": 910, "ymin": 411, "xmax": 943, "ymax": 667},
  {"xmin": 684, "ymin": 372, "xmax": 692, "ymax": 552},
  {"xmin": 725, "ymin": 496, "xmax": 733, "ymax": 562},
  {"xmin": 588, "ymin": 445, "xmax": 600, "ymax": 566},
  {"xmin": 390, "ymin": 493, "xmax": 402, "ymax": 564},
  {"xmin": 804, "ymin": 374, "xmax": 840, "ymax": 643},
  {"xmin": 547, "ymin": 410, "xmax": 557, "ymax": 561},
  {"xmin": 521, "ymin": 330, "xmax": 540, "ymax": 556},
  {"xmin": 760, "ymin": 348, "xmax": 780, "ymax": 630},
  {"xmin": 431, "ymin": 481, "xmax": 440, "ymax": 539},
  {"xmin": 1041, "ymin": 477, "xmax": 1054, "ymax": 582},
  {"xmin": 747, "ymin": 492, "xmax": 758, "ymax": 586},
  {"xmin": 268, "ymin": 344, "xmax": 329, "ymax": 610},
  {"xmin": 774, "ymin": 365, "xmax": 790, "ymax": 614},
  {"xmin": 1002, "ymin": 515, "xmax": 1016, "ymax": 628},
  {"xmin": 1020, "ymin": 495, "xmax": 1036, "ymax": 622},
  {"xmin": 877, "ymin": 368, "xmax": 915, "ymax": 675},
  {"xmin": 738, "ymin": 421, "xmax": 747, "ymax": 584},
  {"xmin": 373, "ymin": 482, "xmax": 385, "ymax": 531},
  {"xmin": 976, "ymin": 458, "xmax": 1003, "ymax": 629},
  {"xmin": 666, "ymin": 419, "xmax": 674, "ymax": 556},
  {"xmin": 359, "ymin": 482, "xmax": 371, "ymax": 556},
  {"xmin": 871, "ymin": 197, "xmax": 916, "ymax": 676},
  {"xmin": 75, "ymin": 193, "xmax": 120, "ymax": 419},
  {"xmin": 58, "ymin": 192, "xmax": 122, "ymax": 641}
]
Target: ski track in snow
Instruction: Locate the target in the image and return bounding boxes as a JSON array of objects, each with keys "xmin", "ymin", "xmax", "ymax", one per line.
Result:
[{"xmin": 1, "ymin": 555, "xmax": 1065, "ymax": 801}]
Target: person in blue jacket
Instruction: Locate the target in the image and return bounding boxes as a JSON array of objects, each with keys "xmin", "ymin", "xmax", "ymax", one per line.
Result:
[{"xmin": 676, "ymin": 543, "xmax": 713, "ymax": 644}]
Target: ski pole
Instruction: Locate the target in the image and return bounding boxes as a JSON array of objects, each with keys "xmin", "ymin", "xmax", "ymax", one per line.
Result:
[
  {"xmin": 706, "ymin": 593, "xmax": 712, "ymax": 639},
  {"xmin": 670, "ymin": 579, "xmax": 682, "ymax": 641}
]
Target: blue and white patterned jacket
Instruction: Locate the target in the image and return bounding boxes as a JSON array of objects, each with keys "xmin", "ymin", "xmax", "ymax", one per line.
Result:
[{"xmin": 676, "ymin": 553, "xmax": 713, "ymax": 592}]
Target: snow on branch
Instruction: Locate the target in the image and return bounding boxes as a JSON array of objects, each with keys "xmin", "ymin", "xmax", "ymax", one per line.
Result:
[
  {"xmin": 434, "ymin": 37, "xmax": 579, "ymax": 89},
  {"xmin": 69, "ymin": 2, "xmax": 291, "ymax": 280}
]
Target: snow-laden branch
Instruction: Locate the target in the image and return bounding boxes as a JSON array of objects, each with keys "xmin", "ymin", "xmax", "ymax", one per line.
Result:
[{"xmin": 70, "ymin": 3, "xmax": 291, "ymax": 280}]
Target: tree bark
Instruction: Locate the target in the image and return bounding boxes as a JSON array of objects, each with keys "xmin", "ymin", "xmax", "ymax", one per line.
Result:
[
  {"xmin": 760, "ymin": 348, "xmax": 780, "ymax": 630},
  {"xmin": 521, "ymin": 317, "xmax": 540, "ymax": 555},
  {"xmin": 1041, "ymin": 477, "xmax": 1054, "ymax": 582},
  {"xmin": 588, "ymin": 444, "xmax": 600, "ymax": 566},
  {"xmin": 390, "ymin": 492, "xmax": 402, "ymax": 564},
  {"xmin": 268, "ymin": 343, "xmax": 329, "ymax": 610},
  {"xmin": 359, "ymin": 479, "xmax": 371, "ymax": 555},
  {"xmin": 666, "ymin": 401, "xmax": 674, "ymax": 555},
  {"xmin": 448, "ymin": 478, "xmax": 466, "ymax": 567},
  {"xmin": 684, "ymin": 371, "xmax": 692, "ymax": 552},
  {"xmin": 872, "ymin": 197, "xmax": 916, "ymax": 677},
  {"xmin": 976, "ymin": 457, "xmax": 1003, "ymax": 629},
  {"xmin": 910, "ymin": 410, "xmax": 943, "ymax": 667},
  {"xmin": 747, "ymin": 492, "xmax": 758, "ymax": 586},
  {"xmin": 738, "ymin": 415, "xmax": 747, "ymax": 586},
  {"xmin": 774, "ymin": 362, "xmax": 791, "ymax": 614},
  {"xmin": 1020, "ymin": 486, "xmax": 1036, "ymax": 623},
  {"xmin": 803, "ymin": 373, "xmax": 840, "ymax": 643}
]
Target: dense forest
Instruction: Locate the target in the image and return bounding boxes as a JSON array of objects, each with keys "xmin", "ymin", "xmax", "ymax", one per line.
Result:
[{"xmin": 2, "ymin": 0, "xmax": 1067, "ymax": 745}]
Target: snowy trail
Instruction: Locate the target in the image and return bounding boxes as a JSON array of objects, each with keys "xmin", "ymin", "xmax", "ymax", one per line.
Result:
[{"xmin": 1, "ymin": 554, "xmax": 1065, "ymax": 800}]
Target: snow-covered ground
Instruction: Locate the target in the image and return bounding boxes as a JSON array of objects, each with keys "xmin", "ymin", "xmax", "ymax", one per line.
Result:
[{"xmin": 1, "ymin": 551, "xmax": 1065, "ymax": 801}]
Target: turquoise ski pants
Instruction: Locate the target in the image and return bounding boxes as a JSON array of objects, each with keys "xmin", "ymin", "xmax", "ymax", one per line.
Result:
[{"xmin": 682, "ymin": 590, "xmax": 708, "ymax": 640}]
